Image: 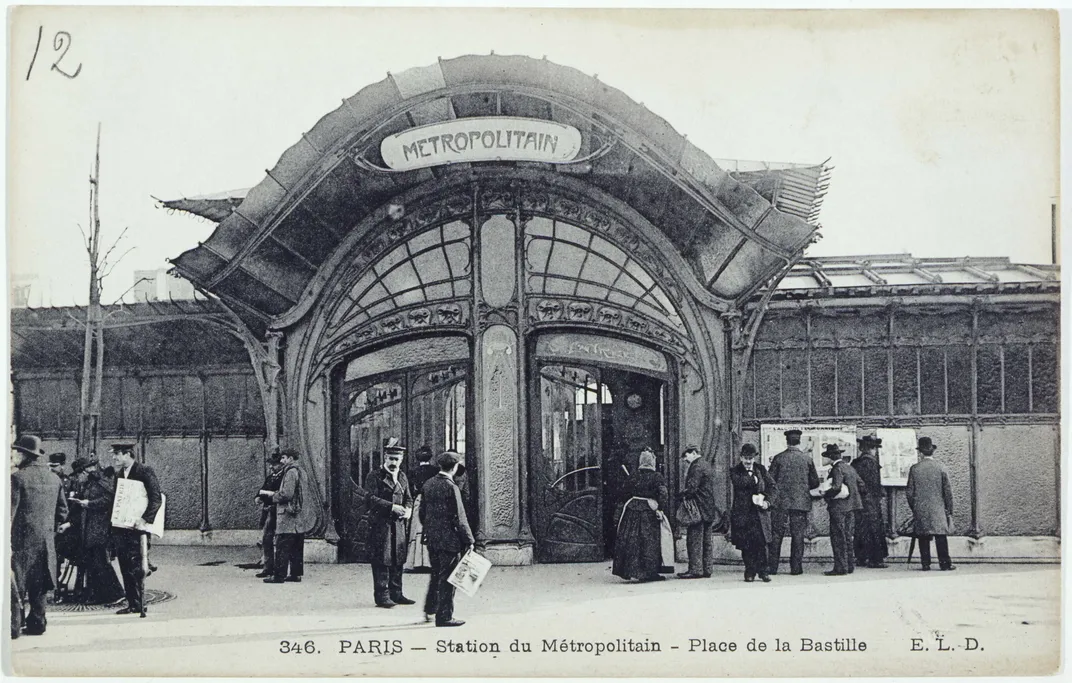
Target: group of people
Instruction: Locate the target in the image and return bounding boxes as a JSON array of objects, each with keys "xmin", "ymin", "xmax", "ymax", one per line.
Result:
[
  {"xmin": 252, "ymin": 440, "xmax": 475, "ymax": 628},
  {"xmin": 612, "ymin": 430, "xmax": 957, "ymax": 583},
  {"xmin": 10, "ymin": 435, "xmax": 163, "ymax": 638}
]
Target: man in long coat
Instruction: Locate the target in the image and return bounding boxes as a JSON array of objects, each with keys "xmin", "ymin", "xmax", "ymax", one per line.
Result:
[
  {"xmin": 767, "ymin": 429, "xmax": 820, "ymax": 576},
  {"xmin": 822, "ymin": 444, "xmax": 865, "ymax": 576},
  {"xmin": 263, "ymin": 448, "xmax": 307, "ymax": 583},
  {"xmin": 110, "ymin": 441, "xmax": 162, "ymax": 616},
  {"xmin": 421, "ymin": 451, "xmax": 474, "ymax": 627},
  {"xmin": 11, "ymin": 435, "xmax": 69, "ymax": 636},
  {"xmin": 363, "ymin": 439, "xmax": 414, "ymax": 608},
  {"xmin": 852, "ymin": 435, "xmax": 888, "ymax": 569},
  {"xmin": 677, "ymin": 446, "xmax": 720, "ymax": 579},
  {"xmin": 906, "ymin": 436, "xmax": 956, "ymax": 571},
  {"xmin": 68, "ymin": 457, "xmax": 124, "ymax": 604}
]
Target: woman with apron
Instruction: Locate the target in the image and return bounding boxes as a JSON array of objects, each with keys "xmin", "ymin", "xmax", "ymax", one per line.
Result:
[{"xmin": 612, "ymin": 448, "xmax": 670, "ymax": 582}]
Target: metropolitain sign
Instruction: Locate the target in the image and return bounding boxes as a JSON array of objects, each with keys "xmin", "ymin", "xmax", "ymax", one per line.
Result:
[{"xmin": 380, "ymin": 117, "xmax": 583, "ymax": 171}]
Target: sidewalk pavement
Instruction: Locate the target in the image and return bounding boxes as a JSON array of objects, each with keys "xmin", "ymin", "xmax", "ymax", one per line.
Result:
[{"xmin": 8, "ymin": 545, "xmax": 1061, "ymax": 678}]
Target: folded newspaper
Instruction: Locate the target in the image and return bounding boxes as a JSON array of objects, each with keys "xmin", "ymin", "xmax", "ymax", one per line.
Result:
[
  {"xmin": 447, "ymin": 548, "xmax": 492, "ymax": 597},
  {"xmin": 110, "ymin": 478, "xmax": 167, "ymax": 538}
]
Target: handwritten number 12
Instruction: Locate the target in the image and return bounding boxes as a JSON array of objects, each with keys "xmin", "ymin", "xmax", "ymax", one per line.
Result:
[{"xmin": 26, "ymin": 25, "xmax": 82, "ymax": 80}]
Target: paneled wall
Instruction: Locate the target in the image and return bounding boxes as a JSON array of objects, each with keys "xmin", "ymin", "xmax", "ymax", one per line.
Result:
[
  {"xmin": 742, "ymin": 301, "xmax": 1060, "ymax": 538},
  {"xmin": 17, "ymin": 367, "xmax": 267, "ymax": 531}
]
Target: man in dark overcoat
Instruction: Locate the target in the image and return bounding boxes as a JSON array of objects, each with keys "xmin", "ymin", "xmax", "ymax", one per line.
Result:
[
  {"xmin": 109, "ymin": 441, "xmax": 162, "ymax": 616},
  {"xmin": 906, "ymin": 436, "xmax": 956, "ymax": 571},
  {"xmin": 822, "ymin": 444, "xmax": 865, "ymax": 576},
  {"xmin": 852, "ymin": 435, "xmax": 888, "ymax": 569},
  {"xmin": 767, "ymin": 429, "xmax": 820, "ymax": 576},
  {"xmin": 677, "ymin": 445, "xmax": 720, "ymax": 579},
  {"xmin": 421, "ymin": 451, "xmax": 474, "ymax": 627},
  {"xmin": 68, "ymin": 457, "xmax": 124, "ymax": 604},
  {"xmin": 11, "ymin": 435, "xmax": 69, "ymax": 636},
  {"xmin": 729, "ymin": 444, "xmax": 775, "ymax": 583},
  {"xmin": 363, "ymin": 439, "xmax": 414, "ymax": 608},
  {"xmin": 255, "ymin": 451, "xmax": 286, "ymax": 579}
]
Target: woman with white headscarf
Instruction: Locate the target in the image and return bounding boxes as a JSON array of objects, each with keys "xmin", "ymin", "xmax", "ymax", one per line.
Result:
[{"xmin": 612, "ymin": 447, "xmax": 669, "ymax": 583}]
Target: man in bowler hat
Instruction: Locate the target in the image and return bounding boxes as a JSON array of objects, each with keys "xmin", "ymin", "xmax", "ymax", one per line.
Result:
[
  {"xmin": 10, "ymin": 435, "xmax": 69, "ymax": 637},
  {"xmin": 852, "ymin": 435, "xmax": 888, "ymax": 569},
  {"xmin": 109, "ymin": 441, "xmax": 162, "ymax": 616},
  {"xmin": 821, "ymin": 444, "xmax": 865, "ymax": 576},
  {"xmin": 767, "ymin": 429, "xmax": 820, "ymax": 575},
  {"xmin": 363, "ymin": 438, "xmax": 414, "ymax": 607},
  {"xmin": 906, "ymin": 437, "xmax": 956, "ymax": 571}
]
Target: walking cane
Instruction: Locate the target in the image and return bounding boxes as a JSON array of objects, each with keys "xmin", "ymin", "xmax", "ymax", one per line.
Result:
[{"xmin": 139, "ymin": 534, "xmax": 148, "ymax": 618}]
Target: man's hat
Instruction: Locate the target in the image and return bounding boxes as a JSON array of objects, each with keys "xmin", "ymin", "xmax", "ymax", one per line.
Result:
[
  {"xmin": 382, "ymin": 437, "xmax": 406, "ymax": 455},
  {"xmin": 784, "ymin": 429, "xmax": 803, "ymax": 439},
  {"xmin": 109, "ymin": 441, "xmax": 137, "ymax": 453},
  {"xmin": 821, "ymin": 443, "xmax": 845, "ymax": 459},
  {"xmin": 49, "ymin": 452, "xmax": 67, "ymax": 466},
  {"xmin": 917, "ymin": 437, "xmax": 937, "ymax": 455},
  {"xmin": 12, "ymin": 435, "xmax": 44, "ymax": 458},
  {"xmin": 71, "ymin": 456, "xmax": 98, "ymax": 474},
  {"xmin": 268, "ymin": 449, "xmax": 284, "ymax": 463},
  {"xmin": 858, "ymin": 435, "xmax": 883, "ymax": 449},
  {"xmin": 739, "ymin": 443, "xmax": 758, "ymax": 458},
  {"xmin": 437, "ymin": 451, "xmax": 462, "ymax": 470}
]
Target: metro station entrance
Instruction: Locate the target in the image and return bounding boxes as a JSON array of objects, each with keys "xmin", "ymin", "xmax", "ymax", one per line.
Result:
[{"xmin": 530, "ymin": 336, "xmax": 674, "ymax": 563}]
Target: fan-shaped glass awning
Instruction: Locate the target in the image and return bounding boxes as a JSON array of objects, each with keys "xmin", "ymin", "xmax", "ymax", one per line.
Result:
[{"xmin": 164, "ymin": 54, "xmax": 828, "ymax": 326}]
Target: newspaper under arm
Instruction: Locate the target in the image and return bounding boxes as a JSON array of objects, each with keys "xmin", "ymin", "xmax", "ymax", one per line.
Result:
[{"xmin": 111, "ymin": 478, "xmax": 166, "ymax": 538}]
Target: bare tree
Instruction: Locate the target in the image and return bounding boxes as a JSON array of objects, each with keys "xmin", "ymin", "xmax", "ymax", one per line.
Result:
[{"xmin": 76, "ymin": 125, "xmax": 132, "ymax": 458}]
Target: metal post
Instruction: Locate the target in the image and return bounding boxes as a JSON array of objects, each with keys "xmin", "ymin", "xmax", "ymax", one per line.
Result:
[{"xmin": 968, "ymin": 301, "xmax": 982, "ymax": 538}]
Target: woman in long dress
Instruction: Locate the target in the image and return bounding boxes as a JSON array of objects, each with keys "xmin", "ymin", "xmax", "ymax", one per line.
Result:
[
  {"xmin": 612, "ymin": 448, "xmax": 668, "ymax": 583},
  {"xmin": 405, "ymin": 446, "xmax": 438, "ymax": 573},
  {"xmin": 730, "ymin": 443, "xmax": 775, "ymax": 583}
]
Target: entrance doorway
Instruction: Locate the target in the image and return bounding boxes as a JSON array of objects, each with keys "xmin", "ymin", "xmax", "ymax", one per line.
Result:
[
  {"xmin": 332, "ymin": 361, "xmax": 472, "ymax": 563},
  {"xmin": 531, "ymin": 362, "xmax": 669, "ymax": 563}
]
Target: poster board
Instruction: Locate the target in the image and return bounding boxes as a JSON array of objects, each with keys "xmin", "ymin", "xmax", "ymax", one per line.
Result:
[
  {"xmin": 759, "ymin": 423, "xmax": 858, "ymax": 482},
  {"xmin": 876, "ymin": 427, "xmax": 918, "ymax": 486},
  {"xmin": 111, "ymin": 478, "xmax": 167, "ymax": 538}
]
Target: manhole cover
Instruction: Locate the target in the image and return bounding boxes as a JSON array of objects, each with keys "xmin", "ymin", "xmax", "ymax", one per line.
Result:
[{"xmin": 49, "ymin": 588, "xmax": 176, "ymax": 613}]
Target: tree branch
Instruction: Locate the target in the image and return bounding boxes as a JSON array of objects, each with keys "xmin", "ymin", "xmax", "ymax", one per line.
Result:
[{"xmin": 98, "ymin": 225, "xmax": 130, "ymax": 269}]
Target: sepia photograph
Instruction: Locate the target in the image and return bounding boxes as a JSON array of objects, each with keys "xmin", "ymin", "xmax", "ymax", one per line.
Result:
[{"xmin": 3, "ymin": 6, "xmax": 1063, "ymax": 678}]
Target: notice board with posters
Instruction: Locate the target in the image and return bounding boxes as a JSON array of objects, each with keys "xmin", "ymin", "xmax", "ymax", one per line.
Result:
[
  {"xmin": 875, "ymin": 427, "xmax": 918, "ymax": 486},
  {"xmin": 759, "ymin": 424, "xmax": 858, "ymax": 482}
]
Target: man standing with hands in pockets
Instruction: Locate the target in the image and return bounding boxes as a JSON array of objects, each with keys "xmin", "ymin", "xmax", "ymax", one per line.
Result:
[{"xmin": 420, "ymin": 451, "xmax": 474, "ymax": 627}]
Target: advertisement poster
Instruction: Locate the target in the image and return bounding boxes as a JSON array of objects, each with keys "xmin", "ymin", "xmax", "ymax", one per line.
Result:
[
  {"xmin": 759, "ymin": 423, "xmax": 858, "ymax": 481},
  {"xmin": 876, "ymin": 428, "xmax": 919, "ymax": 487}
]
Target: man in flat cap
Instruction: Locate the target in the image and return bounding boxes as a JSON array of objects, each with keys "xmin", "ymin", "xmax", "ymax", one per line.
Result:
[
  {"xmin": 821, "ymin": 444, "xmax": 865, "ymax": 577},
  {"xmin": 254, "ymin": 450, "xmax": 286, "ymax": 579},
  {"xmin": 767, "ymin": 429, "xmax": 820, "ymax": 576},
  {"xmin": 10, "ymin": 435, "xmax": 69, "ymax": 637},
  {"xmin": 68, "ymin": 456, "xmax": 124, "ymax": 604},
  {"xmin": 906, "ymin": 437, "xmax": 955, "ymax": 571},
  {"xmin": 677, "ymin": 445, "xmax": 720, "ymax": 579},
  {"xmin": 262, "ymin": 448, "xmax": 307, "ymax": 583},
  {"xmin": 852, "ymin": 435, "xmax": 888, "ymax": 569},
  {"xmin": 421, "ymin": 451, "xmax": 474, "ymax": 627},
  {"xmin": 110, "ymin": 441, "xmax": 162, "ymax": 616},
  {"xmin": 363, "ymin": 438, "xmax": 414, "ymax": 607}
]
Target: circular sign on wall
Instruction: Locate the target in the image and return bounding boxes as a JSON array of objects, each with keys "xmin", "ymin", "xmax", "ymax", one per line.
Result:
[{"xmin": 626, "ymin": 393, "xmax": 643, "ymax": 410}]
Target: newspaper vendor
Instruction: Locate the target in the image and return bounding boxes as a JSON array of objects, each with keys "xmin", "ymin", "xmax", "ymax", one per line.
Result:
[{"xmin": 109, "ymin": 441, "xmax": 162, "ymax": 616}]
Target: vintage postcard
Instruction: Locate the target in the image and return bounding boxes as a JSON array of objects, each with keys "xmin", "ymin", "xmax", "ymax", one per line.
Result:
[{"xmin": 4, "ymin": 6, "xmax": 1062, "ymax": 678}]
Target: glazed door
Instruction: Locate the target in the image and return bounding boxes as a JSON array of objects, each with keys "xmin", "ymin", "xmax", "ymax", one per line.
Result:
[
  {"xmin": 531, "ymin": 363, "xmax": 669, "ymax": 563},
  {"xmin": 533, "ymin": 364, "xmax": 610, "ymax": 562},
  {"xmin": 333, "ymin": 363, "xmax": 469, "ymax": 563}
]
